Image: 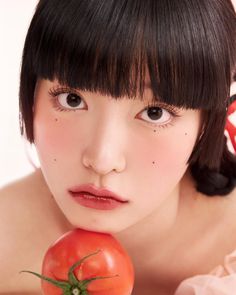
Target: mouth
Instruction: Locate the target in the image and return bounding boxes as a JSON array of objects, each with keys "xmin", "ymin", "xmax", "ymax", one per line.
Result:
[{"xmin": 68, "ymin": 184, "xmax": 129, "ymax": 210}]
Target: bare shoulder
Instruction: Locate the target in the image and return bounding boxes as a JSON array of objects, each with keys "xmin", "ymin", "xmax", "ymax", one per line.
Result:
[
  {"xmin": 0, "ymin": 169, "xmax": 70, "ymax": 293},
  {"xmin": 0, "ymin": 168, "xmax": 54, "ymax": 235},
  {"xmin": 0, "ymin": 168, "xmax": 48, "ymax": 241},
  {"xmin": 225, "ymin": 185, "xmax": 236, "ymax": 226},
  {"xmin": 202, "ymin": 185, "xmax": 236, "ymax": 260},
  {"xmin": 0, "ymin": 168, "xmax": 52, "ymax": 203}
]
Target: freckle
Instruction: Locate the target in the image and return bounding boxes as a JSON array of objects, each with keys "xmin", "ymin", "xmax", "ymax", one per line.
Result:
[
  {"xmin": 153, "ymin": 130, "xmax": 157, "ymax": 133},
  {"xmin": 185, "ymin": 132, "xmax": 188, "ymax": 136},
  {"xmin": 152, "ymin": 161, "xmax": 155, "ymax": 164},
  {"xmin": 55, "ymin": 118, "xmax": 58, "ymax": 122},
  {"xmin": 53, "ymin": 158, "xmax": 57, "ymax": 162}
]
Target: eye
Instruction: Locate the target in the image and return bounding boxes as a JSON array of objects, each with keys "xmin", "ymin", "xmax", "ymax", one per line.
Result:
[
  {"xmin": 138, "ymin": 105, "xmax": 172, "ymax": 125},
  {"xmin": 57, "ymin": 92, "xmax": 86, "ymax": 110}
]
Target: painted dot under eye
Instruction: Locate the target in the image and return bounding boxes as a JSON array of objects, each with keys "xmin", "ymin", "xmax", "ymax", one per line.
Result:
[{"xmin": 148, "ymin": 107, "xmax": 163, "ymax": 120}]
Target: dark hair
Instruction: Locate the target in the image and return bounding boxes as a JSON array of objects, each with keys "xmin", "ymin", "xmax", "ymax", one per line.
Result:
[{"xmin": 19, "ymin": 0, "xmax": 236, "ymax": 196}]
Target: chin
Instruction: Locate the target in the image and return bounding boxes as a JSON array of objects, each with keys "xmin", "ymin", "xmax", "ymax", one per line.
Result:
[{"xmin": 70, "ymin": 221, "xmax": 125, "ymax": 235}]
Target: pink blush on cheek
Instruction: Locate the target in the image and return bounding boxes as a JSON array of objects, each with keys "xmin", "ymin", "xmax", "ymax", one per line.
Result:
[
  {"xmin": 136, "ymin": 130, "xmax": 195, "ymax": 184},
  {"xmin": 34, "ymin": 118, "xmax": 73, "ymax": 158}
]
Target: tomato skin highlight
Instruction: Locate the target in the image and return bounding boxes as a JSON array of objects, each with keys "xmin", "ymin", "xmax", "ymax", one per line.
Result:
[{"xmin": 41, "ymin": 228, "xmax": 135, "ymax": 295}]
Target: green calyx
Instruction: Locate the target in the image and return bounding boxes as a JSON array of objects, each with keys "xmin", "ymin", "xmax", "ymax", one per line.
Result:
[{"xmin": 20, "ymin": 250, "xmax": 119, "ymax": 295}]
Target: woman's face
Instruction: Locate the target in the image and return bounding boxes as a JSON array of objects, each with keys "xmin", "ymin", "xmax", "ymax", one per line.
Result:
[{"xmin": 33, "ymin": 78, "xmax": 201, "ymax": 233}]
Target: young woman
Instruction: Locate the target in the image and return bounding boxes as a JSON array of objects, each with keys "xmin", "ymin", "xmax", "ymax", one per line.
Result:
[{"xmin": 0, "ymin": 0, "xmax": 236, "ymax": 294}]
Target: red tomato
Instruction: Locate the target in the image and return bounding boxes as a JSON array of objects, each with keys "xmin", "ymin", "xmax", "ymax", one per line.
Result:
[{"xmin": 22, "ymin": 228, "xmax": 134, "ymax": 295}]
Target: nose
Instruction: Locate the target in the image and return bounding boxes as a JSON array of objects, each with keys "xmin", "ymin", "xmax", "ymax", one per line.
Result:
[{"xmin": 82, "ymin": 115, "xmax": 126, "ymax": 176}]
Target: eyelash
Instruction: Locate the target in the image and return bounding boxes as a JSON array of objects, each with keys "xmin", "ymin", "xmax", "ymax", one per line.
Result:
[
  {"xmin": 144, "ymin": 102, "xmax": 181, "ymax": 128},
  {"xmin": 48, "ymin": 86, "xmax": 181, "ymax": 128},
  {"xmin": 48, "ymin": 87, "xmax": 80, "ymax": 112}
]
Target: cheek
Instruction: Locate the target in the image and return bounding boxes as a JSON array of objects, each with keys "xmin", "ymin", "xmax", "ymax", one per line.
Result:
[
  {"xmin": 157, "ymin": 130, "xmax": 196, "ymax": 166},
  {"xmin": 132, "ymin": 126, "xmax": 198, "ymax": 191},
  {"xmin": 33, "ymin": 116, "xmax": 81, "ymax": 163}
]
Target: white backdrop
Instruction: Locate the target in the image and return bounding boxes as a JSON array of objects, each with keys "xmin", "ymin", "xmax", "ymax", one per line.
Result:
[
  {"xmin": 0, "ymin": 1, "xmax": 236, "ymax": 188},
  {"xmin": 0, "ymin": 0, "xmax": 39, "ymax": 187}
]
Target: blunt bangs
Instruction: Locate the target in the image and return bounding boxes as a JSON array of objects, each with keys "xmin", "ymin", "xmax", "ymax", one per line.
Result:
[{"xmin": 24, "ymin": 0, "xmax": 235, "ymax": 109}]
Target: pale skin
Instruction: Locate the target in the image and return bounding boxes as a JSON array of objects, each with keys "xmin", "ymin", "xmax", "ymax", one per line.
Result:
[{"xmin": 0, "ymin": 78, "xmax": 236, "ymax": 295}]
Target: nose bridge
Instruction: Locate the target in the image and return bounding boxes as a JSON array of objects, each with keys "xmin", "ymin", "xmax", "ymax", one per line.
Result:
[
  {"xmin": 94, "ymin": 113, "xmax": 121, "ymax": 153},
  {"xmin": 82, "ymin": 108, "xmax": 126, "ymax": 174}
]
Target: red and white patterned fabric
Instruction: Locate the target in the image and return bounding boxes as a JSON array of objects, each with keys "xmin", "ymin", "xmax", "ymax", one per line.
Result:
[{"xmin": 225, "ymin": 99, "xmax": 236, "ymax": 153}]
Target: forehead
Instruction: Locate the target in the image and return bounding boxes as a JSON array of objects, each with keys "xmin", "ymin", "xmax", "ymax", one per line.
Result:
[{"xmin": 29, "ymin": 0, "xmax": 234, "ymax": 111}]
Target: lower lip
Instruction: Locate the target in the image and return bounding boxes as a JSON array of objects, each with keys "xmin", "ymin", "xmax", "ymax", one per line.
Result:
[{"xmin": 69, "ymin": 192, "xmax": 126, "ymax": 210}]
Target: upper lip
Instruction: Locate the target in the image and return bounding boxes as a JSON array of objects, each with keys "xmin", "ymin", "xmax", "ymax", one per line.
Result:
[{"xmin": 68, "ymin": 184, "xmax": 129, "ymax": 203}]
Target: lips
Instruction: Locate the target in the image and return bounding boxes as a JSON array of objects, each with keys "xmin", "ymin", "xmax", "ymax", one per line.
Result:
[{"xmin": 68, "ymin": 184, "xmax": 129, "ymax": 203}]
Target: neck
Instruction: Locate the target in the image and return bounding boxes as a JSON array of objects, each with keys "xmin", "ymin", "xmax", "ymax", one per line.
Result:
[
  {"xmin": 113, "ymin": 170, "xmax": 197, "ymax": 287},
  {"xmin": 114, "ymin": 183, "xmax": 180, "ymax": 252},
  {"xmin": 114, "ymin": 185, "xmax": 181, "ymax": 275}
]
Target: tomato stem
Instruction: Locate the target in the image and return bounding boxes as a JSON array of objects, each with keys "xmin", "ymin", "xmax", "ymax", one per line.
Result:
[
  {"xmin": 20, "ymin": 250, "xmax": 119, "ymax": 295},
  {"xmin": 68, "ymin": 249, "xmax": 101, "ymax": 285},
  {"xmin": 71, "ymin": 288, "xmax": 80, "ymax": 295},
  {"xmin": 19, "ymin": 270, "xmax": 71, "ymax": 289}
]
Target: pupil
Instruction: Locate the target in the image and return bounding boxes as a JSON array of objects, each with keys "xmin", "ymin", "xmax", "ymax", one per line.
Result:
[
  {"xmin": 67, "ymin": 94, "xmax": 81, "ymax": 107},
  {"xmin": 147, "ymin": 107, "xmax": 162, "ymax": 120}
]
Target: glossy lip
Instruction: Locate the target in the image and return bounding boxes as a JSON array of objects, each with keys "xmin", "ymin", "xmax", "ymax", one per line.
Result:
[{"xmin": 68, "ymin": 184, "xmax": 128, "ymax": 203}]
